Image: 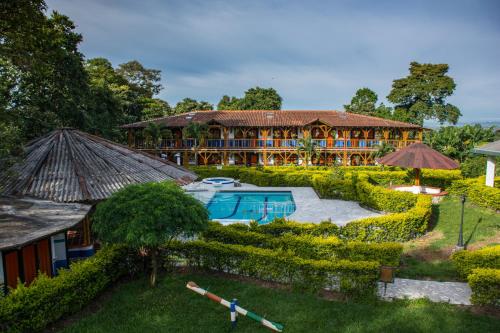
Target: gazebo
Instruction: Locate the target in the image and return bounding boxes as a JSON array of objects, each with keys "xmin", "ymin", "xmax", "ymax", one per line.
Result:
[
  {"xmin": 0, "ymin": 128, "xmax": 197, "ymax": 283},
  {"xmin": 378, "ymin": 142, "xmax": 459, "ymax": 194},
  {"xmin": 472, "ymin": 140, "xmax": 499, "ymax": 187}
]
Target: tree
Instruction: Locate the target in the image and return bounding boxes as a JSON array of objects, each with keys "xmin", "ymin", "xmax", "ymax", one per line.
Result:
[
  {"xmin": 297, "ymin": 135, "xmax": 318, "ymax": 167},
  {"xmin": 217, "ymin": 87, "xmax": 282, "ymax": 110},
  {"xmin": 424, "ymin": 125, "xmax": 495, "ymax": 162},
  {"xmin": 174, "ymin": 98, "xmax": 213, "ymax": 114},
  {"xmin": 141, "ymin": 98, "xmax": 172, "ymax": 120},
  {"xmin": 92, "ymin": 181, "xmax": 209, "ymax": 287},
  {"xmin": 344, "ymin": 88, "xmax": 378, "ymax": 115},
  {"xmin": 387, "ymin": 62, "xmax": 461, "ymax": 126},
  {"xmin": 182, "ymin": 121, "xmax": 210, "ymax": 147},
  {"xmin": 116, "ymin": 60, "xmax": 162, "ymax": 98},
  {"xmin": 371, "ymin": 142, "xmax": 395, "ymax": 160}
]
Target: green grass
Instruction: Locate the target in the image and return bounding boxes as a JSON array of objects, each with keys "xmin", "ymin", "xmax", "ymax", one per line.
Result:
[
  {"xmin": 399, "ymin": 196, "xmax": 499, "ymax": 281},
  {"xmin": 58, "ymin": 272, "xmax": 499, "ymax": 333}
]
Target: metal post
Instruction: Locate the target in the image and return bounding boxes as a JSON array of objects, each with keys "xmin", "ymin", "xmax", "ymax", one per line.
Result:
[
  {"xmin": 457, "ymin": 195, "xmax": 466, "ymax": 250},
  {"xmin": 230, "ymin": 298, "xmax": 238, "ymax": 329}
]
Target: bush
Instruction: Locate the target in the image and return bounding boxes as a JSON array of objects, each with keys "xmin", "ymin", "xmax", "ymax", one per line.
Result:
[
  {"xmin": 246, "ymin": 219, "xmax": 340, "ymax": 237},
  {"xmin": 0, "ymin": 245, "xmax": 134, "ymax": 333},
  {"xmin": 340, "ymin": 195, "xmax": 432, "ymax": 242},
  {"xmin": 419, "ymin": 169, "xmax": 462, "ymax": 189},
  {"xmin": 166, "ymin": 240, "xmax": 379, "ymax": 297},
  {"xmin": 468, "ymin": 268, "xmax": 500, "ymax": 307},
  {"xmin": 356, "ymin": 173, "xmax": 417, "ymax": 213},
  {"xmin": 204, "ymin": 222, "xmax": 402, "ymax": 266},
  {"xmin": 451, "ymin": 246, "xmax": 500, "ymax": 278},
  {"xmin": 449, "ymin": 177, "xmax": 500, "ymax": 211}
]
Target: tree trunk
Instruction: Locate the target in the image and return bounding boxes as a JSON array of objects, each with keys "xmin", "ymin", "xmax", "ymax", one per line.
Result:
[{"xmin": 150, "ymin": 248, "xmax": 158, "ymax": 287}]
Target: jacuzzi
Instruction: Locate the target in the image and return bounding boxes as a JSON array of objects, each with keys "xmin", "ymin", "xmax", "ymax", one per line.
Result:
[{"xmin": 202, "ymin": 177, "xmax": 235, "ymax": 188}]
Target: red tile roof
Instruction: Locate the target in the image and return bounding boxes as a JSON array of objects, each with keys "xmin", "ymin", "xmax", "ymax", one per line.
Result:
[{"xmin": 121, "ymin": 110, "xmax": 421, "ymax": 129}]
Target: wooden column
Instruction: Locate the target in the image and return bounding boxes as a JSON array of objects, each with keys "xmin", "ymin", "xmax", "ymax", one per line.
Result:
[
  {"xmin": 402, "ymin": 130, "xmax": 409, "ymax": 146},
  {"xmin": 261, "ymin": 129, "xmax": 269, "ymax": 166},
  {"xmin": 183, "ymin": 151, "xmax": 189, "ymax": 167},
  {"xmin": 223, "ymin": 127, "xmax": 229, "ymax": 148},
  {"xmin": 383, "ymin": 129, "xmax": 390, "ymax": 142},
  {"xmin": 418, "ymin": 129, "xmax": 423, "ymax": 142},
  {"xmin": 127, "ymin": 129, "xmax": 134, "ymax": 147}
]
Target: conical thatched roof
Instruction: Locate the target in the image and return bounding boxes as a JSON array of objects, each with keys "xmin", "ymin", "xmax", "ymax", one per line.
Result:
[
  {"xmin": 0, "ymin": 129, "xmax": 197, "ymax": 202},
  {"xmin": 378, "ymin": 143, "xmax": 459, "ymax": 170}
]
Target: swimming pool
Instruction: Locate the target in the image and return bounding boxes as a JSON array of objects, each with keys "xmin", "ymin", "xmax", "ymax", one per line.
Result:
[{"xmin": 207, "ymin": 191, "xmax": 296, "ymax": 224}]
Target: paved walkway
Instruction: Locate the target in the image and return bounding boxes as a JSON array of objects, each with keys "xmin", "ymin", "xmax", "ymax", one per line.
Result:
[
  {"xmin": 184, "ymin": 182, "xmax": 381, "ymax": 225},
  {"xmin": 378, "ymin": 278, "xmax": 472, "ymax": 305}
]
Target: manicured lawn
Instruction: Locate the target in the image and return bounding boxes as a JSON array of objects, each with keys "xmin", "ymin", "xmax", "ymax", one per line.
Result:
[
  {"xmin": 399, "ymin": 197, "xmax": 499, "ymax": 281},
  {"xmin": 58, "ymin": 272, "xmax": 499, "ymax": 333}
]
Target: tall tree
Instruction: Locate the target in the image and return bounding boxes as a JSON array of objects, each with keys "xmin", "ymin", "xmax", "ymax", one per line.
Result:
[
  {"xmin": 344, "ymin": 88, "xmax": 394, "ymax": 119},
  {"xmin": 1, "ymin": 1, "xmax": 89, "ymax": 139},
  {"xmin": 174, "ymin": 98, "xmax": 213, "ymax": 114},
  {"xmin": 116, "ymin": 60, "xmax": 162, "ymax": 98},
  {"xmin": 387, "ymin": 62, "xmax": 461, "ymax": 126},
  {"xmin": 217, "ymin": 87, "xmax": 282, "ymax": 110}
]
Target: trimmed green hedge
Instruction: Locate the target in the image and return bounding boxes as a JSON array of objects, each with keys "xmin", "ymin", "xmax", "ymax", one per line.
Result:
[
  {"xmin": 0, "ymin": 245, "xmax": 134, "ymax": 333},
  {"xmin": 449, "ymin": 177, "xmax": 500, "ymax": 211},
  {"xmin": 166, "ymin": 240, "xmax": 379, "ymax": 297},
  {"xmin": 468, "ymin": 268, "xmax": 500, "ymax": 307},
  {"xmin": 451, "ymin": 246, "xmax": 500, "ymax": 278},
  {"xmin": 341, "ymin": 195, "xmax": 433, "ymax": 242},
  {"xmin": 204, "ymin": 222, "xmax": 402, "ymax": 266}
]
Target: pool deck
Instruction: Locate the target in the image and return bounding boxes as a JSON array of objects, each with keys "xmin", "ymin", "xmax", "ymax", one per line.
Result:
[{"xmin": 183, "ymin": 182, "xmax": 381, "ymax": 225}]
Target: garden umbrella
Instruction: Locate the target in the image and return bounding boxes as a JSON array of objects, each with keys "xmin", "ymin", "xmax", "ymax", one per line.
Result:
[{"xmin": 377, "ymin": 143, "xmax": 459, "ymax": 186}]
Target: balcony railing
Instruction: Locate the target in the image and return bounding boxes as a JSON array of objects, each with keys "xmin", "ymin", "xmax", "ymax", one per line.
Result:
[{"xmin": 134, "ymin": 138, "xmax": 418, "ymax": 150}]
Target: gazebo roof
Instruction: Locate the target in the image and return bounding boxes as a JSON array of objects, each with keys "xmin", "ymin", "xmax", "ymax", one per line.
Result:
[
  {"xmin": 0, "ymin": 196, "xmax": 91, "ymax": 251},
  {"xmin": 0, "ymin": 129, "xmax": 197, "ymax": 203},
  {"xmin": 473, "ymin": 140, "xmax": 500, "ymax": 157},
  {"xmin": 378, "ymin": 143, "xmax": 459, "ymax": 170}
]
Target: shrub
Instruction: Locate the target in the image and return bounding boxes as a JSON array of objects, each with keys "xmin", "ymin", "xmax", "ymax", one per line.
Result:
[
  {"xmin": 246, "ymin": 219, "xmax": 340, "ymax": 237},
  {"xmin": 468, "ymin": 268, "xmax": 500, "ymax": 307},
  {"xmin": 311, "ymin": 173, "xmax": 357, "ymax": 200},
  {"xmin": 204, "ymin": 222, "xmax": 402, "ymax": 266},
  {"xmin": 0, "ymin": 245, "xmax": 134, "ymax": 333},
  {"xmin": 449, "ymin": 177, "xmax": 500, "ymax": 211},
  {"xmin": 451, "ymin": 246, "xmax": 500, "ymax": 278},
  {"xmin": 340, "ymin": 195, "xmax": 432, "ymax": 242},
  {"xmin": 356, "ymin": 174, "xmax": 417, "ymax": 212},
  {"xmin": 419, "ymin": 169, "xmax": 462, "ymax": 189},
  {"xmin": 166, "ymin": 240, "xmax": 379, "ymax": 297}
]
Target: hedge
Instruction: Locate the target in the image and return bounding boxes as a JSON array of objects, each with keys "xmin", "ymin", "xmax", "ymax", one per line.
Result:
[
  {"xmin": 204, "ymin": 222, "xmax": 403, "ymax": 266},
  {"xmin": 451, "ymin": 246, "xmax": 500, "ymax": 278},
  {"xmin": 0, "ymin": 245, "xmax": 134, "ymax": 333},
  {"xmin": 340, "ymin": 195, "xmax": 433, "ymax": 242},
  {"xmin": 468, "ymin": 268, "xmax": 500, "ymax": 307},
  {"xmin": 166, "ymin": 240, "xmax": 379, "ymax": 297},
  {"xmin": 449, "ymin": 177, "xmax": 500, "ymax": 211}
]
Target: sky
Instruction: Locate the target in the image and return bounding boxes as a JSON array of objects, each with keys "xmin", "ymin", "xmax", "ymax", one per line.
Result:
[{"xmin": 46, "ymin": 0, "xmax": 500, "ymax": 124}]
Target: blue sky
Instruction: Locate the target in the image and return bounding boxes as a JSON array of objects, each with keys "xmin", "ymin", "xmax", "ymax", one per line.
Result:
[{"xmin": 47, "ymin": 0, "xmax": 500, "ymax": 123}]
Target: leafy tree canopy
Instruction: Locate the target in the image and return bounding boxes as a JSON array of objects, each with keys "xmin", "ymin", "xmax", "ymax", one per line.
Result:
[
  {"xmin": 344, "ymin": 88, "xmax": 393, "ymax": 119},
  {"xmin": 217, "ymin": 87, "xmax": 282, "ymax": 110},
  {"xmin": 387, "ymin": 62, "xmax": 461, "ymax": 126},
  {"xmin": 174, "ymin": 98, "xmax": 213, "ymax": 114},
  {"xmin": 424, "ymin": 124, "xmax": 495, "ymax": 162},
  {"xmin": 92, "ymin": 181, "xmax": 209, "ymax": 286}
]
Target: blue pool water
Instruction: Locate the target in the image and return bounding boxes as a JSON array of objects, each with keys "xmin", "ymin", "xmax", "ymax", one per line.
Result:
[{"xmin": 207, "ymin": 191, "xmax": 296, "ymax": 223}]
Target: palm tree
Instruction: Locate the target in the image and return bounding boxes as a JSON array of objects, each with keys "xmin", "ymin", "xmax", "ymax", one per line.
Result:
[
  {"xmin": 182, "ymin": 122, "xmax": 210, "ymax": 148},
  {"xmin": 143, "ymin": 123, "xmax": 161, "ymax": 149},
  {"xmin": 297, "ymin": 135, "xmax": 318, "ymax": 167},
  {"xmin": 371, "ymin": 141, "xmax": 395, "ymax": 160}
]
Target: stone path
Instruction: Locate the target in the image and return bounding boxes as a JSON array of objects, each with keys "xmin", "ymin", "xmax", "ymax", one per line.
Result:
[{"xmin": 378, "ymin": 278, "xmax": 472, "ymax": 305}]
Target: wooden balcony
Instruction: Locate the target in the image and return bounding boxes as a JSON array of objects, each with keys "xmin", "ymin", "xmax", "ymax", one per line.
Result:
[{"xmin": 133, "ymin": 138, "xmax": 420, "ymax": 151}]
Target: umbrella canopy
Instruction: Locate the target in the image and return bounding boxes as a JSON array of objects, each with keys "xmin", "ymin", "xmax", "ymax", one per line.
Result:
[
  {"xmin": 378, "ymin": 143, "xmax": 459, "ymax": 186},
  {"xmin": 378, "ymin": 143, "xmax": 459, "ymax": 169}
]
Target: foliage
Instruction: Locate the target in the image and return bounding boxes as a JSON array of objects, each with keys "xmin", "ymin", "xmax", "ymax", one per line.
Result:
[
  {"xmin": 116, "ymin": 60, "xmax": 162, "ymax": 97},
  {"xmin": 217, "ymin": 86, "xmax": 282, "ymax": 110},
  {"xmin": 460, "ymin": 156, "xmax": 498, "ymax": 178},
  {"xmin": 174, "ymin": 98, "xmax": 213, "ymax": 114},
  {"xmin": 344, "ymin": 88, "xmax": 393, "ymax": 119},
  {"xmin": 468, "ymin": 268, "xmax": 500, "ymax": 307},
  {"xmin": 0, "ymin": 245, "xmax": 134, "ymax": 333},
  {"xmin": 341, "ymin": 195, "xmax": 433, "ymax": 242},
  {"xmin": 203, "ymin": 222, "xmax": 403, "ymax": 266},
  {"xmin": 451, "ymin": 246, "xmax": 500, "ymax": 278},
  {"xmin": 182, "ymin": 121, "xmax": 210, "ymax": 149},
  {"xmin": 142, "ymin": 123, "xmax": 172, "ymax": 148},
  {"xmin": 424, "ymin": 125, "xmax": 495, "ymax": 162},
  {"xmin": 370, "ymin": 141, "xmax": 395, "ymax": 160},
  {"xmin": 297, "ymin": 135, "xmax": 318, "ymax": 167},
  {"xmin": 92, "ymin": 182, "xmax": 209, "ymax": 286},
  {"xmin": 387, "ymin": 62, "xmax": 461, "ymax": 125},
  {"xmin": 449, "ymin": 177, "xmax": 500, "ymax": 211},
  {"xmin": 167, "ymin": 240, "xmax": 379, "ymax": 297}
]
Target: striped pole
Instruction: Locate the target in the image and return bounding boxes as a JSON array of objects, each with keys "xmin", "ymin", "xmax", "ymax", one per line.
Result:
[
  {"xmin": 230, "ymin": 299, "xmax": 237, "ymax": 329},
  {"xmin": 186, "ymin": 281, "xmax": 284, "ymax": 332}
]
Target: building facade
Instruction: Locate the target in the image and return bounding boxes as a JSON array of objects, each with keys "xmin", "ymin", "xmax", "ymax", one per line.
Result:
[{"xmin": 123, "ymin": 110, "xmax": 423, "ymax": 167}]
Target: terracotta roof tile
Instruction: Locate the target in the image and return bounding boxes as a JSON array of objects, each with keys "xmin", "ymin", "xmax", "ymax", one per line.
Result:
[{"xmin": 121, "ymin": 110, "xmax": 421, "ymax": 129}]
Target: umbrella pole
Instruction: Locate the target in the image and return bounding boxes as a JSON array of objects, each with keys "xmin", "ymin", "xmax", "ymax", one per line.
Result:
[{"xmin": 414, "ymin": 168, "xmax": 420, "ymax": 186}]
